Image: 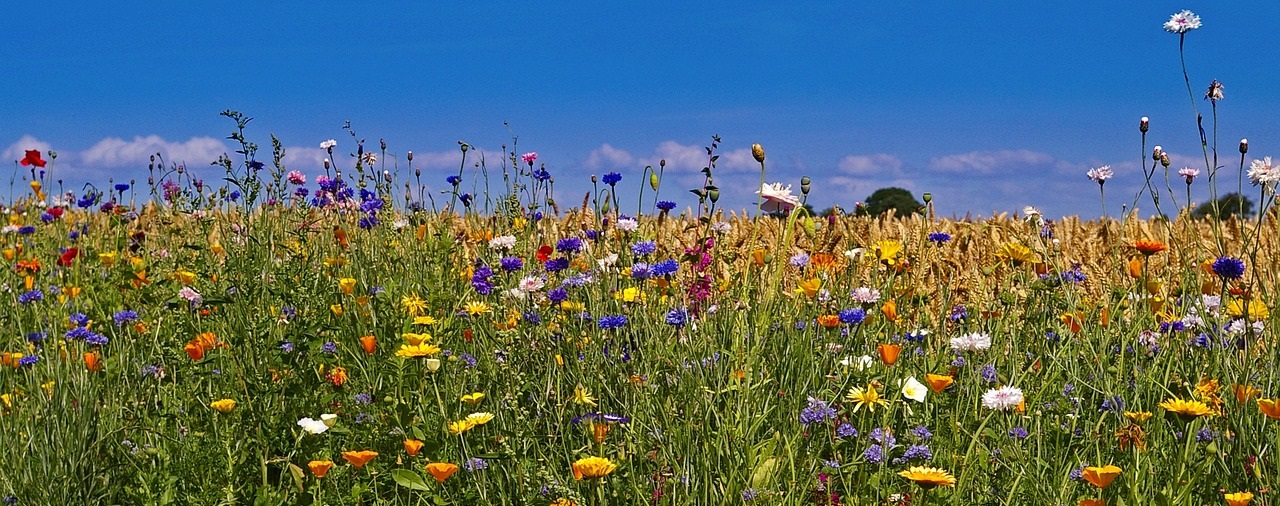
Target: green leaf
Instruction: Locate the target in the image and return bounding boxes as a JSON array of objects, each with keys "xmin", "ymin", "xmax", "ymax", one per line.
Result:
[
  {"xmin": 392, "ymin": 469, "xmax": 430, "ymax": 491},
  {"xmin": 288, "ymin": 463, "xmax": 304, "ymax": 492},
  {"xmin": 750, "ymin": 457, "xmax": 778, "ymax": 490}
]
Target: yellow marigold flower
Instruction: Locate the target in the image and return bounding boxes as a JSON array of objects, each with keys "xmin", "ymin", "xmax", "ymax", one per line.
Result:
[
  {"xmin": 413, "ymin": 315, "xmax": 439, "ymax": 325},
  {"xmin": 1225, "ymin": 491, "xmax": 1254, "ymax": 506},
  {"xmin": 396, "ymin": 343, "xmax": 442, "ymax": 358},
  {"xmin": 402, "ymin": 332, "xmax": 431, "ymax": 345},
  {"xmin": 173, "ymin": 270, "xmax": 197, "ymax": 285},
  {"xmin": 571, "ymin": 456, "xmax": 617, "ymax": 480},
  {"xmin": 1159, "ymin": 398, "xmax": 1215, "ymax": 418},
  {"xmin": 1226, "ymin": 299, "xmax": 1269, "ymax": 320},
  {"xmin": 98, "ymin": 251, "xmax": 118, "ymax": 266},
  {"xmin": 464, "ymin": 301, "xmax": 492, "ymax": 316},
  {"xmin": 1081, "ymin": 464, "xmax": 1122, "ymax": 489},
  {"xmin": 573, "ymin": 384, "xmax": 597, "ymax": 407},
  {"xmin": 1123, "ymin": 411, "xmax": 1153, "ymax": 424},
  {"xmin": 897, "ymin": 466, "xmax": 956, "ymax": 489},
  {"xmin": 210, "ymin": 398, "xmax": 237, "ymax": 413},
  {"xmin": 845, "ymin": 384, "xmax": 889, "ymax": 413},
  {"xmin": 401, "ymin": 294, "xmax": 428, "ymax": 316},
  {"xmin": 465, "ymin": 412, "xmax": 495, "ymax": 426},
  {"xmin": 460, "ymin": 392, "xmax": 486, "ymax": 405},
  {"xmin": 448, "ymin": 419, "xmax": 474, "ymax": 435},
  {"xmin": 874, "ymin": 240, "xmax": 903, "ymax": 266},
  {"xmin": 996, "ymin": 242, "xmax": 1035, "ymax": 266}
]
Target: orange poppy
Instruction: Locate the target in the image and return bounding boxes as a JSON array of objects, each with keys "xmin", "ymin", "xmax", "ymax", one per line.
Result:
[
  {"xmin": 426, "ymin": 462, "xmax": 459, "ymax": 482},
  {"xmin": 1234, "ymin": 384, "xmax": 1261, "ymax": 403},
  {"xmin": 83, "ymin": 352, "xmax": 102, "ymax": 372},
  {"xmin": 341, "ymin": 450, "xmax": 378, "ymax": 468},
  {"xmin": 308, "ymin": 460, "xmax": 334, "ymax": 478},
  {"xmin": 403, "ymin": 439, "xmax": 424, "ymax": 456},
  {"xmin": 1127, "ymin": 257, "xmax": 1142, "ymax": 278},
  {"xmin": 877, "ymin": 343, "xmax": 901, "ymax": 366},
  {"xmin": 359, "ymin": 335, "xmax": 377, "ymax": 355},
  {"xmin": 1078, "ymin": 499, "xmax": 1105, "ymax": 506},
  {"xmin": 1258, "ymin": 399, "xmax": 1280, "ymax": 419},
  {"xmin": 881, "ymin": 300, "xmax": 898, "ymax": 323},
  {"xmin": 925, "ymin": 373, "xmax": 954, "ymax": 393},
  {"xmin": 1082, "ymin": 465, "xmax": 1121, "ymax": 489},
  {"xmin": 816, "ymin": 315, "xmax": 841, "ymax": 328},
  {"xmin": 1133, "ymin": 240, "xmax": 1167, "ymax": 256}
]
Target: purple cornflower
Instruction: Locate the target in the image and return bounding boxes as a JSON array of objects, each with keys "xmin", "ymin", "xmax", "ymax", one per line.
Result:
[
  {"xmin": 499, "ymin": 256, "xmax": 524, "ymax": 272},
  {"xmin": 948, "ymin": 304, "xmax": 968, "ymax": 322},
  {"xmin": 789, "ymin": 252, "xmax": 810, "ymax": 268},
  {"xmin": 799, "ymin": 398, "xmax": 837, "ymax": 427},
  {"xmin": 464, "ymin": 457, "xmax": 488, "ymax": 472},
  {"xmin": 85, "ymin": 332, "xmax": 109, "ymax": 346},
  {"xmin": 1009, "ymin": 427, "xmax": 1029, "ymax": 439},
  {"xmin": 113, "ymin": 310, "xmax": 139, "ymax": 326},
  {"xmin": 981, "ymin": 364, "xmax": 998, "ymax": 383},
  {"xmin": 1211, "ymin": 256, "xmax": 1246, "ymax": 280},
  {"xmin": 321, "ymin": 341, "xmax": 338, "ymax": 355},
  {"xmin": 353, "ymin": 393, "xmax": 373, "ymax": 405},
  {"xmin": 927, "ymin": 232, "xmax": 951, "ymax": 244},
  {"xmin": 838, "ymin": 308, "xmax": 865, "ymax": 325},
  {"xmin": 631, "ymin": 240, "xmax": 657, "ymax": 257},
  {"xmin": 656, "ymin": 200, "xmax": 677, "ymax": 212}
]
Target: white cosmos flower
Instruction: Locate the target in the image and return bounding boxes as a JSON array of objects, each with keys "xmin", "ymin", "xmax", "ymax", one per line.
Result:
[
  {"xmin": 517, "ymin": 275, "xmax": 545, "ymax": 293},
  {"xmin": 757, "ymin": 182, "xmax": 801, "ymax": 213},
  {"xmin": 981, "ymin": 386, "xmax": 1024, "ymax": 410},
  {"xmin": 900, "ymin": 376, "xmax": 927, "ymax": 403},
  {"xmin": 488, "ymin": 235, "xmax": 516, "ymax": 250},
  {"xmin": 1248, "ymin": 157, "xmax": 1279, "ymax": 187},
  {"xmin": 320, "ymin": 139, "xmax": 337, "ymax": 150},
  {"xmin": 297, "ymin": 417, "xmax": 330, "ymax": 434}
]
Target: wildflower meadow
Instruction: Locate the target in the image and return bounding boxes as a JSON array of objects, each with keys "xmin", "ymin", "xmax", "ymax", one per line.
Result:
[{"xmin": 3, "ymin": 9, "xmax": 1280, "ymax": 506}]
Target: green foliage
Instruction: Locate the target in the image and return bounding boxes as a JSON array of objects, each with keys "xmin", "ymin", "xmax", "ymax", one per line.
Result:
[
  {"xmin": 1191, "ymin": 192, "xmax": 1255, "ymax": 219},
  {"xmin": 857, "ymin": 187, "xmax": 923, "ymax": 218}
]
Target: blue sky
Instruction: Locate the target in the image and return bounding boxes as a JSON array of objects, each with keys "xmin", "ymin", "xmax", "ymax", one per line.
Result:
[{"xmin": 4, "ymin": 1, "xmax": 1279, "ymax": 219}]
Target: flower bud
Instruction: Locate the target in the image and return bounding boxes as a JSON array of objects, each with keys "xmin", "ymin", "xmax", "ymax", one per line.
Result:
[
  {"xmin": 380, "ymin": 139, "xmax": 386, "ymax": 151},
  {"xmin": 751, "ymin": 144, "xmax": 765, "ymax": 163},
  {"xmin": 1241, "ymin": 139, "xmax": 1249, "ymax": 154},
  {"xmin": 415, "ymin": 168, "xmax": 421, "ymax": 177},
  {"xmin": 1140, "ymin": 117, "xmax": 1149, "ymax": 133},
  {"xmin": 659, "ymin": 159, "xmax": 666, "ymax": 168},
  {"xmin": 426, "ymin": 358, "xmax": 441, "ymax": 372},
  {"xmin": 407, "ymin": 150, "xmax": 413, "ymax": 162},
  {"xmin": 800, "ymin": 176, "xmax": 811, "ymax": 195},
  {"xmin": 1160, "ymin": 153, "xmax": 1170, "ymax": 168},
  {"xmin": 459, "ymin": 142, "xmax": 469, "ymax": 153},
  {"xmin": 1153, "ymin": 146, "xmax": 1162, "ymax": 161},
  {"xmin": 384, "ymin": 171, "xmax": 392, "ymax": 183},
  {"xmin": 922, "ymin": 192, "xmax": 932, "ymax": 203},
  {"xmin": 649, "ymin": 171, "xmax": 660, "ymax": 191},
  {"xmin": 324, "ymin": 159, "xmax": 331, "ymax": 170}
]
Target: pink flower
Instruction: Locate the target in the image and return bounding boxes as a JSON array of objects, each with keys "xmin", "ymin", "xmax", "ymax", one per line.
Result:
[
  {"xmin": 757, "ymin": 182, "xmax": 800, "ymax": 213},
  {"xmin": 521, "ymin": 152, "xmax": 538, "ymax": 166},
  {"xmin": 287, "ymin": 170, "xmax": 307, "ymax": 185},
  {"xmin": 1178, "ymin": 167, "xmax": 1200, "ymax": 184}
]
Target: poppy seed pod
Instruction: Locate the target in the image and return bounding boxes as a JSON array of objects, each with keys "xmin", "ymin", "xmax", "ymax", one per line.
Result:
[
  {"xmin": 415, "ymin": 168, "xmax": 421, "ymax": 177},
  {"xmin": 1140, "ymin": 117, "xmax": 1149, "ymax": 133},
  {"xmin": 922, "ymin": 192, "xmax": 933, "ymax": 203},
  {"xmin": 659, "ymin": 159, "xmax": 666, "ymax": 168},
  {"xmin": 708, "ymin": 187, "xmax": 720, "ymax": 203},
  {"xmin": 649, "ymin": 171, "xmax": 659, "ymax": 191},
  {"xmin": 459, "ymin": 142, "xmax": 469, "ymax": 153},
  {"xmin": 751, "ymin": 144, "xmax": 765, "ymax": 163},
  {"xmin": 800, "ymin": 176, "xmax": 811, "ymax": 195}
]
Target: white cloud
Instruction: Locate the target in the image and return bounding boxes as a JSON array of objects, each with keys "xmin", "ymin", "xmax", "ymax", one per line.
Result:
[
  {"xmin": 648, "ymin": 141, "xmax": 758, "ymax": 174},
  {"xmin": 3, "ymin": 135, "xmax": 54, "ymax": 163},
  {"xmin": 80, "ymin": 135, "xmax": 227, "ymax": 167},
  {"xmin": 927, "ymin": 149, "xmax": 1055, "ymax": 175},
  {"xmin": 280, "ymin": 146, "xmax": 329, "ymax": 170},
  {"xmin": 583, "ymin": 144, "xmax": 636, "ymax": 171},
  {"xmin": 837, "ymin": 154, "xmax": 903, "ymax": 177}
]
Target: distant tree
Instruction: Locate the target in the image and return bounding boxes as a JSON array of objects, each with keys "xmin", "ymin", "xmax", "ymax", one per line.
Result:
[
  {"xmin": 1191, "ymin": 192, "xmax": 1255, "ymax": 219},
  {"xmin": 819, "ymin": 205, "xmax": 846, "ymax": 217},
  {"xmin": 857, "ymin": 187, "xmax": 923, "ymax": 218}
]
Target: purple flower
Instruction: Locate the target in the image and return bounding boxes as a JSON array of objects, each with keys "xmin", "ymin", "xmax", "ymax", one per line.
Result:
[
  {"xmin": 1211, "ymin": 256, "xmax": 1246, "ymax": 280},
  {"xmin": 631, "ymin": 240, "xmax": 657, "ymax": 257},
  {"xmin": 601, "ymin": 172, "xmax": 622, "ymax": 186},
  {"xmin": 656, "ymin": 200, "xmax": 677, "ymax": 212},
  {"xmin": 17, "ymin": 355, "xmax": 38, "ymax": 367},
  {"xmin": 835, "ymin": 423, "xmax": 857, "ymax": 439},
  {"xmin": 556, "ymin": 237, "xmax": 584, "ymax": 254},
  {"xmin": 17, "ymin": 290, "xmax": 43, "ymax": 304},
  {"xmin": 1008, "ymin": 427, "xmax": 1029, "ymax": 439},
  {"xmin": 321, "ymin": 341, "xmax": 338, "ymax": 355},
  {"xmin": 927, "ymin": 232, "xmax": 951, "ymax": 244},
  {"xmin": 446, "ymin": 175, "xmax": 461, "ymax": 186},
  {"xmin": 861, "ymin": 444, "xmax": 884, "ymax": 464},
  {"xmin": 113, "ymin": 310, "xmax": 139, "ymax": 326},
  {"xmin": 499, "ymin": 256, "xmax": 524, "ymax": 272},
  {"xmin": 838, "ymin": 308, "xmax": 865, "ymax": 325},
  {"xmin": 650, "ymin": 259, "xmax": 679, "ymax": 277},
  {"xmin": 665, "ymin": 308, "xmax": 688, "ymax": 328},
  {"xmin": 544, "ymin": 257, "xmax": 570, "ymax": 273},
  {"xmin": 799, "ymin": 398, "xmax": 837, "ymax": 427},
  {"xmin": 892, "ymin": 444, "xmax": 932, "ymax": 465},
  {"xmin": 597, "ymin": 315, "xmax": 628, "ymax": 330},
  {"xmin": 981, "ymin": 364, "xmax": 998, "ymax": 383}
]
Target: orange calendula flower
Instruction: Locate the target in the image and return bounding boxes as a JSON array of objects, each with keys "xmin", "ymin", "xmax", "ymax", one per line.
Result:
[
  {"xmin": 342, "ymin": 450, "xmax": 378, "ymax": 468},
  {"xmin": 1257, "ymin": 398, "xmax": 1280, "ymax": 419},
  {"xmin": 1081, "ymin": 464, "xmax": 1122, "ymax": 489},
  {"xmin": 876, "ymin": 343, "xmax": 901, "ymax": 366},
  {"xmin": 897, "ymin": 466, "xmax": 956, "ymax": 489},
  {"xmin": 1133, "ymin": 240, "xmax": 1167, "ymax": 256},
  {"xmin": 816, "ymin": 314, "xmax": 841, "ymax": 328},
  {"xmin": 426, "ymin": 462, "xmax": 459, "ymax": 482},
  {"xmin": 184, "ymin": 332, "xmax": 226, "ymax": 361},
  {"xmin": 359, "ymin": 335, "xmax": 377, "ymax": 355},
  {"xmin": 328, "ymin": 366, "xmax": 349, "ymax": 387},
  {"xmin": 571, "ymin": 456, "xmax": 617, "ymax": 480},
  {"xmin": 403, "ymin": 439, "xmax": 424, "ymax": 456},
  {"xmin": 308, "ymin": 460, "xmax": 334, "ymax": 478},
  {"xmin": 1224, "ymin": 491, "xmax": 1254, "ymax": 506},
  {"xmin": 1078, "ymin": 499, "xmax": 1105, "ymax": 506},
  {"xmin": 925, "ymin": 374, "xmax": 954, "ymax": 393}
]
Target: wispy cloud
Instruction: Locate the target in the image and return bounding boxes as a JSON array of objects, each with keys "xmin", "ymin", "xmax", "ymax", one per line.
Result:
[
  {"xmin": 3, "ymin": 135, "xmax": 54, "ymax": 163},
  {"xmin": 80, "ymin": 135, "xmax": 227, "ymax": 167},
  {"xmin": 927, "ymin": 149, "xmax": 1055, "ymax": 175},
  {"xmin": 583, "ymin": 144, "xmax": 636, "ymax": 171},
  {"xmin": 837, "ymin": 153, "xmax": 903, "ymax": 177}
]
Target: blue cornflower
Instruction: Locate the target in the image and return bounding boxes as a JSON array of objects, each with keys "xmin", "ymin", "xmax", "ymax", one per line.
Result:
[
  {"xmin": 1009, "ymin": 427, "xmax": 1029, "ymax": 439},
  {"xmin": 1060, "ymin": 264, "xmax": 1087, "ymax": 284},
  {"xmin": 665, "ymin": 308, "xmax": 689, "ymax": 328},
  {"xmin": 584, "ymin": 229, "xmax": 599, "ymax": 240},
  {"xmin": 17, "ymin": 226, "xmax": 35, "ymax": 235},
  {"xmin": 597, "ymin": 315, "xmax": 628, "ymax": 330},
  {"xmin": 459, "ymin": 352, "xmax": 478, "ymax": 368},
  {"xmin": 657, "ymin": 200, "xmax": 677, "ymax": 212},
  {"xmin": 1189, "ymin": 333, "xmax": 1213, "ymax": 349},
  {"xmin": 950, "ymin": 354, "xmax": 966, "ymax": 368},
  {"xmin": 631, "ymin": 240, "xmax": 657, "ymax": 257},
  {"xmin": 601, "ymin": 172, "xmax": 622, "ymax": 186},
  {"xmin": 17, "ymin": 355, "xmax": 38, "ymax": 367},
  {"xmin": 321, "ymin": 341, "xmax": 338, "ymax": 355},
  {"xmin": 464, "ymin": 457, "xmax": 488, "ymax": 472},
  {"xmin": 113, "ymin": 310, "xmax": 139, "ymax": 326},
  {"xmin": 26, "ymin": 332, "xmax": 46, "ymax": 344},
  {"xmin": 1160, "ymin": 320, "xmax": 1187, "ymax": 333},
  {"xmin": 523, "ymin": 311, "xmax": 542, "ymax": 324},
  {"xmin": 981, "ymin": 364, "xmax": 998, "ymax": 383},
  {"xmin": 630, "ymin": 263, "xmax": 651, "ymax": 279},
  {"xmin": 18, "ymin": 290, "xmax": 43, "ymax": 304},
  {"xmin": 357, "ymin": 215, "xmax": 378, "ymax": 230},
  {"xmin": 948, "ymin": 304, "xmax": 968, "ymax": 322},
  {"xmin": 499, "ymin": 256, "xmax": 524, "ymax": 272},
  {"xmin": 1196, "ymin": 427, "xmax": 1216, "ymax": 442},
  {"xmin": 650, "ymin": 259, "xmax": 679, "ymax": 277},
  {"xmin": 280, "ymin": 341, "xmax": 295, "ymax": 353},
  {"xmin": 446, "ymin": 175, "xmax": 461, "ymax": 186},
  {"xmin": 532, "ymin": 168, "xmax": 552, "ymax": 181},
  {"xmin": 927, "ymin": 232, "xmax": 951, "ymax": 244},
  {"xmin": 741, "ymin": 488, "xmax": 759, "ymax": 501},
  {"xmin": 1211, "ymin": 256, "xmax": 1246, "ymax": 280},
  {"xmin": 545, "ymin": 257, "xmax": 570, "ymax": 272},
  {"xmin": 789, "ymin": 252, "xmax": 810, "ymax": 268},
  {"xmin": 459, "ymin": 193, "xmax": 473, "ymax": 207},
  {"xmin": 838, "ymin": 308, "xmax": 865, "ymax": 325},
  {"xmin": 1100, "ymin": 396, "xmax": 1125, "ymax": 413},
  {"xmin": 85, "ymin": 332, "xmax": 109, "ymax": 346},
  {"xmin": 799, "ymin": 398, "xmax": 837, "ymax": 427},
  {"xmin": 547, "ymin": 287, "xmax": 568, "ymax": 303},
  {"xmin": 556, "ymin": 237, "xmax": 584, "ymax": 254}
]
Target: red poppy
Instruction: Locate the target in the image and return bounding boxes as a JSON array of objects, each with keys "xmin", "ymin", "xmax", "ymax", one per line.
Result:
[
  {"xmin": 58, "ymin": 248, "xmax": 78, "ymax": 267},
  {"xmin": 47, "ymin": 207, "xmax": 63, "ymax": 219},
  {"xmin": 536, "ymin": 245, "xmax": 553, "ymax": 263},
  {"xmin": 20, "ymin": 150, "xmax": 46, "ymax": 168}
]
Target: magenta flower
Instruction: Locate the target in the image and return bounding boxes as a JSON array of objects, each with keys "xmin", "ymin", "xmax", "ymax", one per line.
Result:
[{"xmin": 521, "ymin": 152, "xmax": 538, "ymax": 166}]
